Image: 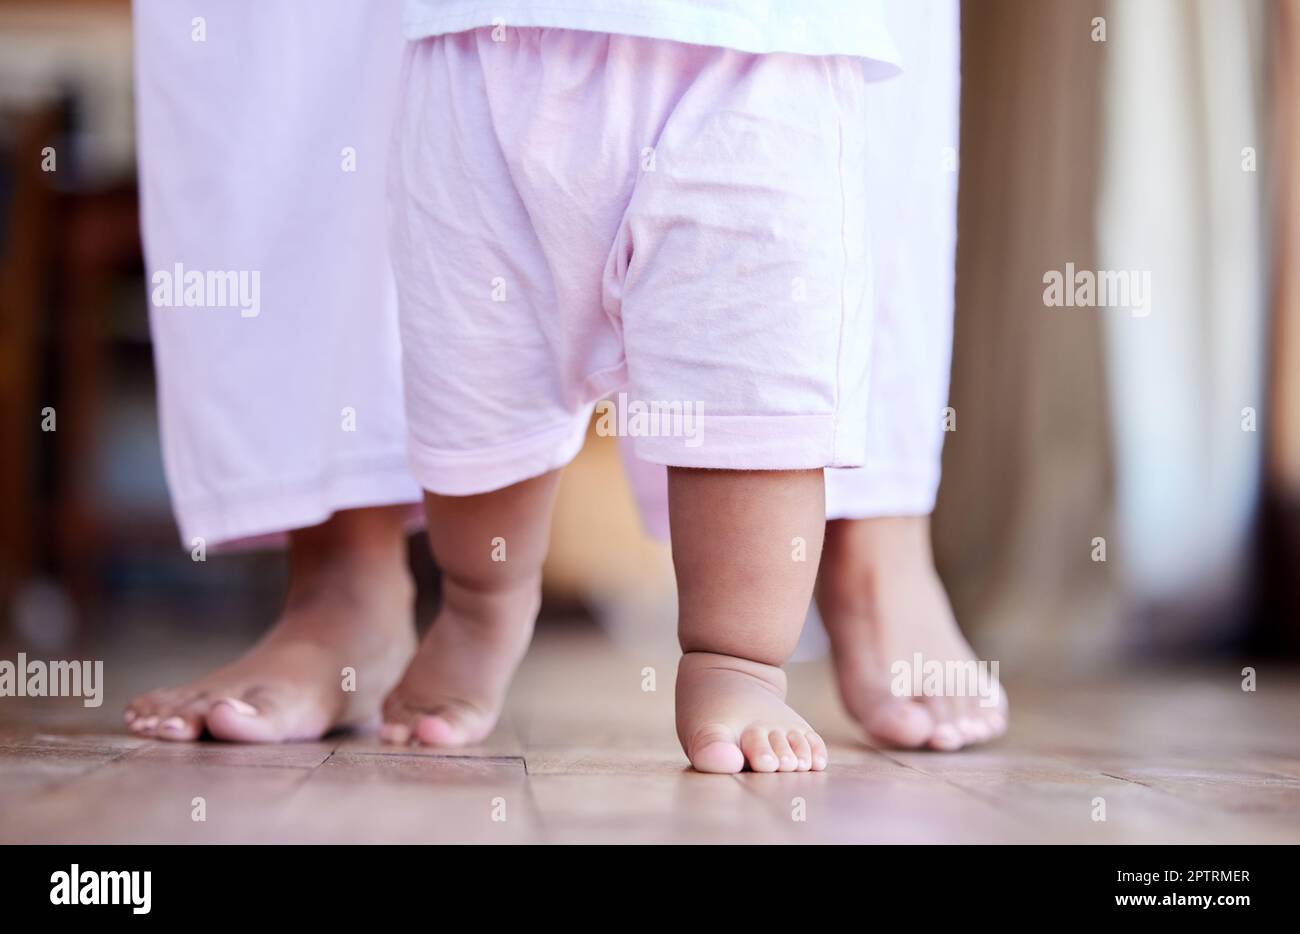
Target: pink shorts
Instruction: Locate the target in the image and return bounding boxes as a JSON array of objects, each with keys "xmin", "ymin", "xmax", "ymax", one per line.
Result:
[
  {"xmin": 623, "ymin": 0, "xmax": 962, "ymax": 538},
  {"xmin": 389, "ymin": 27, "xmax": 873, "ymax": 495}
]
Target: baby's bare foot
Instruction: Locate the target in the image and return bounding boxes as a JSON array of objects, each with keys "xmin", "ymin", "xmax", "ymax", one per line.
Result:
[
  {"xmin": 379, "ymin": 579, "xmax": 538, "ymax": 747},
  {"xmin": 383, "ymin": 474, "xmax": 560, "ymax": 748},
  {"xmin": 676, "ymin": 651, "xmax": 827, "ymax": 774},
  {"xmin": 818, "ymin": 517, "xmax": 1008, "ymax": 752}
]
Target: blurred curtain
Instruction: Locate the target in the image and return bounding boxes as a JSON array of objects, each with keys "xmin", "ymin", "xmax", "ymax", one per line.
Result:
[
  {"xmin": 940, "ymin": 0, "xmax": 1273, "ymax": 663},
  {"xmin": 1097, "ymin": 0, "xmax": 1268, "ymax": 648},
  {"xmin": 1265, "ymin": 0, "xmax": 1300, "ymax": 652},
  {"xmin": 936, "ymin": 0, "xmax": 1116, "ymax": 665}
]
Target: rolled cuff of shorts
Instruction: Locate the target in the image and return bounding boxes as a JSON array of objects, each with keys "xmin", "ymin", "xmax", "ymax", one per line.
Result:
[
  {"xmin": 824, "ymin": 461, "xmax": 941, "ymax": 520},
  {"xmin": 630, "ymin": 414, "xmax": 866, "ymax": 470},
  {"xmin": 406, "ymin": 414, "xmax": 591, "ymax": 496}
]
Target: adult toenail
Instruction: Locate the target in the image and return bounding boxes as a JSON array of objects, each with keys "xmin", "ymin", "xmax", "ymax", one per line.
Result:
[
  {"xmin": 215, "ymin": 698, "xmax": 258, "ymax": 716},
  {"xmin": 934, "ymin": 725, "xmax": 961, "ymax": 747},
  {"xmin": 756, "ymin": 754, "xmax": 778, "ymax": 770},
  {"xmin": 136, "ymin": 717, "xmax": 159, "ymax": 731},
  {"xmin": 379, "ymin": 723, "xmax": 410, "ymax": 744},
  {"xmin": 813, "ymin": 756, "xmax": 827, "ymax": 769},
  {"xmin": 123, "ymin": 709, "xmax": 136, "ymax": 724},
  {"xmin": 160, "ymin": 717, "xmax": 185, "ymax": 733}
]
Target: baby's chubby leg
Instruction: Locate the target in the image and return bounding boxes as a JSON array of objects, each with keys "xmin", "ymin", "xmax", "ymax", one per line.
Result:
[
  {"xmin": 672, "ymin": 467, "xmax": 829, "ymax": 773},
  {"xmin": 380, "ymin": 472, "xmax": 560, "ymax": 746}
]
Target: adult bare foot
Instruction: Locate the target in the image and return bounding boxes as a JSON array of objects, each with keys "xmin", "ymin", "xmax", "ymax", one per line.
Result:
[
  {"xmin": 123, "ymin": 506, "xmax": 416, "ymax": 742},
  {"xmin": 817, "ymin": 516, "xmax": 1007, "ymax": 751}
]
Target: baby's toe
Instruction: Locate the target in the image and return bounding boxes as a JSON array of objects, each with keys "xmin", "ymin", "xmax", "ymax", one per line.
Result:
[
  {"xmin": 807, "ymin": 732, "xmax": 828, "ymax": 771},
  {"xmin": 383, "ymin": 695, "xmax": 494, "ymax": 748},
  {"xmin": 787, "ymin": 730, "xmax": 812, "ymax": 770},
  {"xmin": 378, "ymin": 721, "xmax": 411, "ymax": 744},
  {"xmin": 769, "ymin": 730, "xmax": 798, "ymax": 771},
  {"xmin": 688, "ymin": 725, "xmax": 745, "ymax": 773},
  {"xmin": 740, "ymin": 726, "xmax": 780, "ymax": 773},
  {"xmin": 414, "ymin": 705, "xmax": 486, "ymax": 747},
  {"xmin": 380, "ymin": 694, "xmax": 419, "ymax": 743}
]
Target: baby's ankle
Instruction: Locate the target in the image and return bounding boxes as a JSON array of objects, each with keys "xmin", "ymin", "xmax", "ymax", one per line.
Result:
[
  {"xmin": 678, "ymin": 650, "xmax": 788, "ymax": 694},
  {"xmin": 438, "ymin": 572, "xmax": 543, "ymax": 634}
]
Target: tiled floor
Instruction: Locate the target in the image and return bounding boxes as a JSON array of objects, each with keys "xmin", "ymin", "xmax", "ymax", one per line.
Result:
[{"xmin": 1, "ymin": 628, "xmax": 1297, "ymax": 843}]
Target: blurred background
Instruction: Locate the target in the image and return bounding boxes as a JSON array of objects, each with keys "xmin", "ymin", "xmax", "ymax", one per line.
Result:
[{"xmin": 1, "ymin": 0, "xmax": 1296, "ymax": 672}]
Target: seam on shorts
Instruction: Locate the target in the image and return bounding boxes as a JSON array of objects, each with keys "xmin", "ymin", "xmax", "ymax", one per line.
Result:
[
  {"xmin": 585, "ymin": 359, "xmax": 629, "ymax": 399},
  {"xmin": 826, "ymin": 57, "xmax": 852, "ymax": 467}
]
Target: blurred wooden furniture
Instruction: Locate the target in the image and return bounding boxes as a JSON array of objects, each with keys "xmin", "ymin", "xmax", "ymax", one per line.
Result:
[
  {"xmin": 0, "ymin": 104, "xmax": 60, "ymax": 617},
  {"xmin": 52, "ymin": 175, "xmax": 142, "ymax": 612},
  {"xmin": 0, "ymin": 0, "xmax": 141, "ymax": 626}
]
